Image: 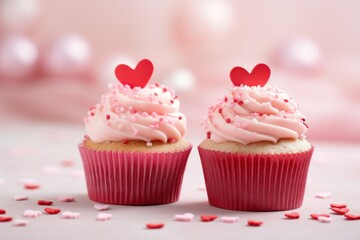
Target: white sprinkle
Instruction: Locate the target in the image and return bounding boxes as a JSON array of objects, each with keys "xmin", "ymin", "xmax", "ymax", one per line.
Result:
[
  {"xmin": 94, "ymin": 204, "xmax": 110, "ymax": 211},
  {"xmin": 13, "ymin": 219, "xmax": 28, "ymax": 227},
  {"xmin": 146, "ymin": 142, "xmax": 153, "ymax": 147},
  {"xmin": 23, "ymin": 210, "xmax": 42, "ymax": 218},
  {"xmin": 18, "ymin": 178, "xmax": 37, "ymax": 185},
  {"xmin": 244, "ymin": 100, "xmax": 249, "ymax": 104},
  {"xmin": 221, "ymin": 216, "xmax": 240, "ymax": 223},
  {"xmin": 96, "ymin": 213, "xmax": 113, "ymax": 221},
  {"xmin": 318, "ymin": 216, "xmax": 332, "ymax": 223},
  {"xmin": 62, "ymin": 211, "xmax": 80, "ymax": 219},
  {"xmin": 174, "ymin": 213, "xmax": 194, "ymax": 222},
  {"xmin": 315, "ymin": 192, "xmax": 331, "ymax": 199},
  {"xmin": 14, "ymin": 194, "xmax": 29, "ymax": 201}
]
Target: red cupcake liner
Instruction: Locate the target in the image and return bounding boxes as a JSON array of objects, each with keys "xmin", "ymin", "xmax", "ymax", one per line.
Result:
[
  {"xmin": 198, "ymin": 146, "xmax": 314, "ymax": 211},
  {"xmin": 78, "ymin": 144, "xmax": 192, "ymax": 205}
]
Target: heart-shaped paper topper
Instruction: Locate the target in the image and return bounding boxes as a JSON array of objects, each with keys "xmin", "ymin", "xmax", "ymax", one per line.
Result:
[
  {"xmin": 230, "ymin": 63, "xmax": 271, "ymax": 87},
  {"xmin": 115, "ymin": 59, "xmax": 154, "ymax": 88}
]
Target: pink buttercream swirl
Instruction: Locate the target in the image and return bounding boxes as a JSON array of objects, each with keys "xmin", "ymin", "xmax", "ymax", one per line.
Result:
[
  {"xmin": 84, "ymin": 83, "xmax": 187, "ymax": 143},
  {"xmin": 202, "ymin": 84, "xmax": 308, "ymax": 145}
]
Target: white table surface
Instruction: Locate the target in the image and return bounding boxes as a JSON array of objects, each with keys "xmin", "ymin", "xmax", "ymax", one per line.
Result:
[{"xmin": 1, "ymin": 122, "xmax": 359, "ymax": 240}]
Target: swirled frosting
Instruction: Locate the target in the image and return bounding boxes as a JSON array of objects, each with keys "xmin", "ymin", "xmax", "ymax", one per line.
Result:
[
  {"xmin": 84, "ymin": 83, "xmax": 187, "ymax": 143},
  {"xmin": 202, "ymin": 84, "xmax": 308, "ymax": 145}
]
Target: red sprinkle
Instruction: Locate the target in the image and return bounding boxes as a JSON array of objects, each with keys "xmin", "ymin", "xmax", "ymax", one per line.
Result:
[
  {"xmin": 218, "ymin": 108, "xmax": 222, "ymax": 114},
  {"xmin": 106, "ymin": 114, "xmax": 110, "ymax": 120},
  {"xmin": 284, "ymin": 99, "xmax": 289, "ymax": 103},
  {"xmin": 44, "ymin": 208, "xmax": 61, "ymax": 215},
  {"xmin": 38, "ymin": 200, "xmax": 53, "ymax": 206},
  {"xmin": 90, "ymin": 112, "xmax": 94, "ymax": 116},
  {"xmin": 122, "ymin": 139, "xmax": 129, "ymax": 144},
  {"xmin": 330, "ymin": 203, "xmax": 347, "ymax": 208},
  {"xmin": 206, "ymin": 131, "xmax": 211, "ymax": 139},
  {"xmin": 0, "ymin": 209, "xmax": 6, "ymax": 214},
  {"xmin": 155, "ymin": 83, "xmax": 160, "ymax": 87},
  {"xmin": 170, "ymin": 100, "xmax": 174, "ymax": 104},
  {"xmin": 284, "ymin": 212, "xmax": 300, "ymax": 219},
  {"xmin": 0, "ymin": 216, "xmax": 13, "ymax": 222},
  {"xmin": 238, "ymin": 100, "xmax": 244, "ymax": 106},
  {"xmin": 146, "ymin": 223, "xmax": 164, "ymax": 229},
  {"xmin": 344, "ymin": 213, "xmax": 360, "ymax": 220},
  {"xmin": 247, "ymin": 220, "xmax": 263, "ymax": 226},
  {"xmin": 200, "ymin": 215, "xmax": 218, "ymax": 222},
  {"xmin": 226, "ymin": 118, "xmax": 231, "ymax": 123},
  {"xmin": 224, "ymin": 97, "xmax": 228, "ymax": 102},
  {"xmin": 162, "ymin": 88, "xmax": 167, "ymax": 93},
  {"xmin": 24, "ymin": 183, "xmax": 40, "ymax": 190},
  {"xmin": 233, "ymin": 99, "xmax": 238, "ymax": 103},
  {"xmin": 310, "ymin": 213, "xmax": 331, "ymax": 220},
  {"xmin": 178, "ymin": 116, "xmax": 183, "ymax": 120},
  {"xmin": 331, "ymin": 207, "xmax": 349, "ymax": 215}
]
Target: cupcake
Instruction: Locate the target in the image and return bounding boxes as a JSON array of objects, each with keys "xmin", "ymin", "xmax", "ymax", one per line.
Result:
[
  {"xmin": 79, "ymin": 59, "xmax": 192, "ymax": 205},
  {"xmin": 198, "ymin": 63, "xmax": 314, "ymax": 211}
]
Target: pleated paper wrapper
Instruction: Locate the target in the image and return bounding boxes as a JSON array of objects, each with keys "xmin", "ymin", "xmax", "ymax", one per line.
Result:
[
  {"xmin": 79, "ymin": 144, "xmax": 192, "ymax": 205},
  {"xmin": 198, "ymin": 146, "xmax": 314, "ymax": 211}
]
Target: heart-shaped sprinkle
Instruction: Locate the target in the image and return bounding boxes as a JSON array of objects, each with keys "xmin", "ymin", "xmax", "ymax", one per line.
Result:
[
  {"xmin": 146, "ymin": 223, "xmax": 164, "ymax": 229},
  {"xmin": 247, "ymin": 220, "xmax": 263, "ymax": 226},
  {"xmin": 310, "ymin": 213, "xmax": 330, "ymax": 220},
  {"xmin": 13, "ymin": 194, "xmax": 29, "ymax": 201},
  {"xmin": 200, "ymin": 215, "xmax": 218, "ymax": 222},
  {"xmin": 174, "ymin": 213, "xmax": 194, "ymax": 222},
  {"xmin": 96, "ymin": 213, "xmax": 113, "ymax": 221},
  {"xmin": 13, "ymin": 219, "xmax": 28, "ymax": 227},
  {"xmin": 318, "ymin": 216, "xmax": 332, "ymax": 223},
  {"xmin": 344, "ymin": 213, "xmax": 360, "ymax": 220},
  {"xmin": 230, "ymin": 63, "xmax": 271, "ymax": 87},
  {"xmin": 331, "ymin": 207, "xmax": 350, "ymax": 215},
  {"xmin": 284, "ymin": 212, "xmax": 300, "ymax": 219},
  {"xmin": 94, "ymin": 204, "xmax": 110, "ymax": 211},
  {"xmin": 24, "ymin": 183, "xmax": 40, "ymax": 190},
  {"xmin": 23, "ymin": 210, "xmax": 42, "ymax": 218},
  {"xmin": 0, "ymin": 216, "xmax": 13, "ymax": 222},
  {"xmin": 38, "ymin": 200, "xmax": 53, "ymax": 206},
  {"xmin": 58, "ymin": 196, "xmax": 75, "ymax": 202},
  {"xmin": 330, "ymin": 203, "xmax": 347, "ymax": 208},
  {"xmin": 44, "ymin": 208, "xmax": 61, "ymax": 215},
  {"xmin": 315, "ymin": 192, "xmax": 331, "ymax": 199},
  {"xmin": 0, "ymin": 209, "xmax": 6, "ymax": 215},
  {"xmin": 62, "ymin": 211, "xmax": 80, "ymax": 219},
  {"xmin": 115, "ymin": 59, "xmax": 153, "ymax": 88},
  {"xmin": 220, "ymin": 216, "xmax": 239, "ymax": 223}
]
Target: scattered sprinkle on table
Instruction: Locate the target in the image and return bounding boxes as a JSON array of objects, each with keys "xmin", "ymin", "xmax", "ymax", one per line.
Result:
[
  {"xmin": 200, "ymin": 215, "xmax": 217, "ymax": 222},
  {"xmin": 44, "ymin": 208, "xmax": 61, "ymax": 215},
  {"xmin": 174, "ymin": 213, "xmax": 194, "ymax": 222},
  {"xmin": 247, "ymin": 220, "xmax": 263, "ymax": 227},
  {"xmin": 146, "ymin": 223, "xmax": 164, "ymax": 229},
  {"xmin": 38, "ymin": 200, "xmax": 53, "ymax": 206},
  {"xmin": 284, "ymin": 212, "xmax": 300, "ymax": 219}
]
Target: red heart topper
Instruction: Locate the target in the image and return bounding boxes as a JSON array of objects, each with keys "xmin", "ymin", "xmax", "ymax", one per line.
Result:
[
  {"xmin": 230, "ymin": 63, "xmax": 271, "ymax": 87},
  {"xmin": 115, "ymin": 59, "xmax": 154, "ymax": 88}
]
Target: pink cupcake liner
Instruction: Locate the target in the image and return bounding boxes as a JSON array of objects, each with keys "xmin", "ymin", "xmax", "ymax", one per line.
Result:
[
  {"xmin": 198, "ymin": 146, "xmax": 314, "ymax": 211},
  {"xmin": 78, "ymin": 143, "xmax": 192, "ymax": 205}
]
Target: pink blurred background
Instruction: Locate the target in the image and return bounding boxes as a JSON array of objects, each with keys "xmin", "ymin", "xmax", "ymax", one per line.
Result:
[{"xmin": 1, "ymin": 0, "xmax": 360, "ymax": 142}]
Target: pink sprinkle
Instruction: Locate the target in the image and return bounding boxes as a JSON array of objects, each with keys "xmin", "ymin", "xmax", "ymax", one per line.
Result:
[
  {"xmin": 14, "ymin": 194, "xmax": 29, "ymax": 201},
  {"xmin": 58, "ymin": 196, "xmax": 75, "ymax": 202},
  {"xmin": 162, "ymin": 88, "xmax": 167, "ymax": 92},
  {"xmin": 220, "ymin": 216, "xmax": 239, "ymax": 223},
  {"xmin": 96, "ymin": 213, "xmax": 113, "ymax": 221},
  {"xmin": 174, "ymin": 213, "xmax": 194, "ymax": 222},
  {"xmin": 167, "ymin": 138, "xmax": 176, "ymax": 143},
  {"xmin": 62, "ymin": 160, "xmax": 75, "ymax": 167},
  {"xmin": 106, "ymin": 114, "xmax": 110, "ymax": 120},
  {"xmin": 94, "ymin": 205, "xmax": 110, "ymax": 211},
  {"xmin": 62, "ymin": 211, "xmax": 80, "ymax": 219},
  {"xmin": 90, "ymin": 112, "xmax": 94, "ymax": 116},
  {"xmin": 318, "ymin": 216, "xmax": 332, "ymax": 223},
  {"xmin": 23, "ymin": 210, "xmax": 42, "ymax": 218},
  {"xmin": 13, "ymin": 219, "xmax": 28, "ymax": 227},
  {"xmin": 315, "ymin": 192, "xmax": 331, "ymax": 199}
]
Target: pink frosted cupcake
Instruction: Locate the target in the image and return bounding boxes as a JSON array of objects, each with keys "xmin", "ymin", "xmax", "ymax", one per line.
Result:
[
  {"xmin": 198, "ymin": 63, "xmax": 314, "ymax": 211},
  {"xmin": 79, "ymin": 59, "xmax": 192, "ymax": 205}
]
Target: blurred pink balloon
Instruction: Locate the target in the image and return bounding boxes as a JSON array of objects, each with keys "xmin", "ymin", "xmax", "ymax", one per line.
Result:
[
  {"xmin": 0, "ymin": 35, "xmax": 38, "ymax": 83},
  {"xmin": 40, "ymin": 34, "xmax": 92, "ymax": 80},
  {"xmin": 273, "ymin": 38, "xmax": 321, "ymax": 74},
  {"xmin": 172, "ymin": 0, "xmax": 235, "ymax": 59}
]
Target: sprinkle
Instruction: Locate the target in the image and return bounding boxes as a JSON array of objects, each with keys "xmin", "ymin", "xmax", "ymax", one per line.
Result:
[
  {"xmin": 330, "ymin": 203, "xmax": 347, "ymax": 208},
  {"xmin": 14, "ymin": 194, "xmax": 29, "ymax": 201},
  {"xmin": 331, "ymin": 207, "xmax": 349, "ymax": 215},
  {"xmin": 62, "ymin": 211, "xmax": 80, "ymax": 219},
  {"xmin": 238, "ymin": 100, "xmax": 244, "ymax": 106},
  {"xmin": 44, "ymin": 208, "xmax": 61, "ymax": 215},
  {"xmin": 206, "ymin": 131, "xmax": 211, "ymax": 139},
  {"xmin": 106, "ymin": 114, "xmax": 110, "ymax": 120},
  {"xmin": 13, "ymin": 219, "xmax": 28, "ymax": 227},
  {"xmin": 218, "ymin": 108, "xmax": 222, "ymax": 114},
  {"xmin": 318, "ymin": 216, "xmax": 332, "ymax": 223},
  {"xmin": 315, "ymin": 192, "xmax": 331, "ymax": 199},
  {"xmin": 178, "ymin": 116, "xmax": 183, "ymax": 120},
  {"xmin": 226, "ymin": 118, "xmax": 231, "ymax": 123},
  {"xmin": 247, "ymin": 220, "xmax": 263, "ymax": 226},
  {"xmin": 284, "ymin": 212, "xmax": 300, "ymax": 219},
  {"xmin": 244, "ymin": 100, "xmax": 249, "ymax": 104},
  {"xmin": 167, "ymin": 138, "xmax": 176, "ymax": 143},
  {"xmin": 146, "ymin": 223, "xmax": 164, "ymax": 229},
  {"xmin": 146, "ymin": 142, "xmax": 153, "ymax": 147},
  {"xmin": 162, "ymin": 88, "xmax": 167, "ymax": 92},
  {"xmin": 344, "ymin": 213, "xmax": 360, "ymax": 220},
  {"xmin": 0, "ymin": 216, "xmax": 13, "ymax": 222},
  {"xmin": 0, "ymin": 209, "xmax": 6, "ymax": 214},
  {"xmin": 200, "ymin": 215, "xmax": 217, "ymax": 222},
  {"xmin": 284, "ymin": 99, "xmax": 289, "ymax": 103},
  {"xmin": 38, "ymin": 200, "xmax": 53, "ymax": 206},
  {"xmin": 24, "ymin": 183, "xmax": 40, "ymax": 190},
  {"xmin": 170, "ymin": 100, "xmax": 174, "ymax": 104},
  {"xmin": 58, "ymin": 196, "xmax": 75, "ymax": 202},
  {"xmin": 62, "ymin": 159, "xmax": 75, "ymax": 167},
  {"xmin": 90, "ymin": 112, "xmax": 94, "ymax": 116},
  {"xmin": 220, "ymin": 216, "xmax": 239, "ymax": 223},
  {"xmin": 224, "ymin": 97, "xmax": 228, "ymax": 102},
  {"xmin": 94, "ymin": 205, "xmax": 110, "ymax": 211},
  {"xmin": 310, "ymin": 213, "xmax": 330, "ymax": 220},
  {"xmin": 174, "ymin": 213, "xmax": 194, "ymax": 222},
  {"xmin": 96, "ymin": 213, "xmax": 112, "ymax": 221},
  {"xmin": 23, "ymin": 210, "xmax": 42, "ymax": 218}
]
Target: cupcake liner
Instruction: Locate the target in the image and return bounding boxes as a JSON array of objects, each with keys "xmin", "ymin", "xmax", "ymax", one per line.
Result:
[
  {"xmin": 78, "ymin": 144, "xmax": 192, "ymax": 205},
  {"xmin": 198, "ymin": 146, "xmax": 314, "ymax": 211}
]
